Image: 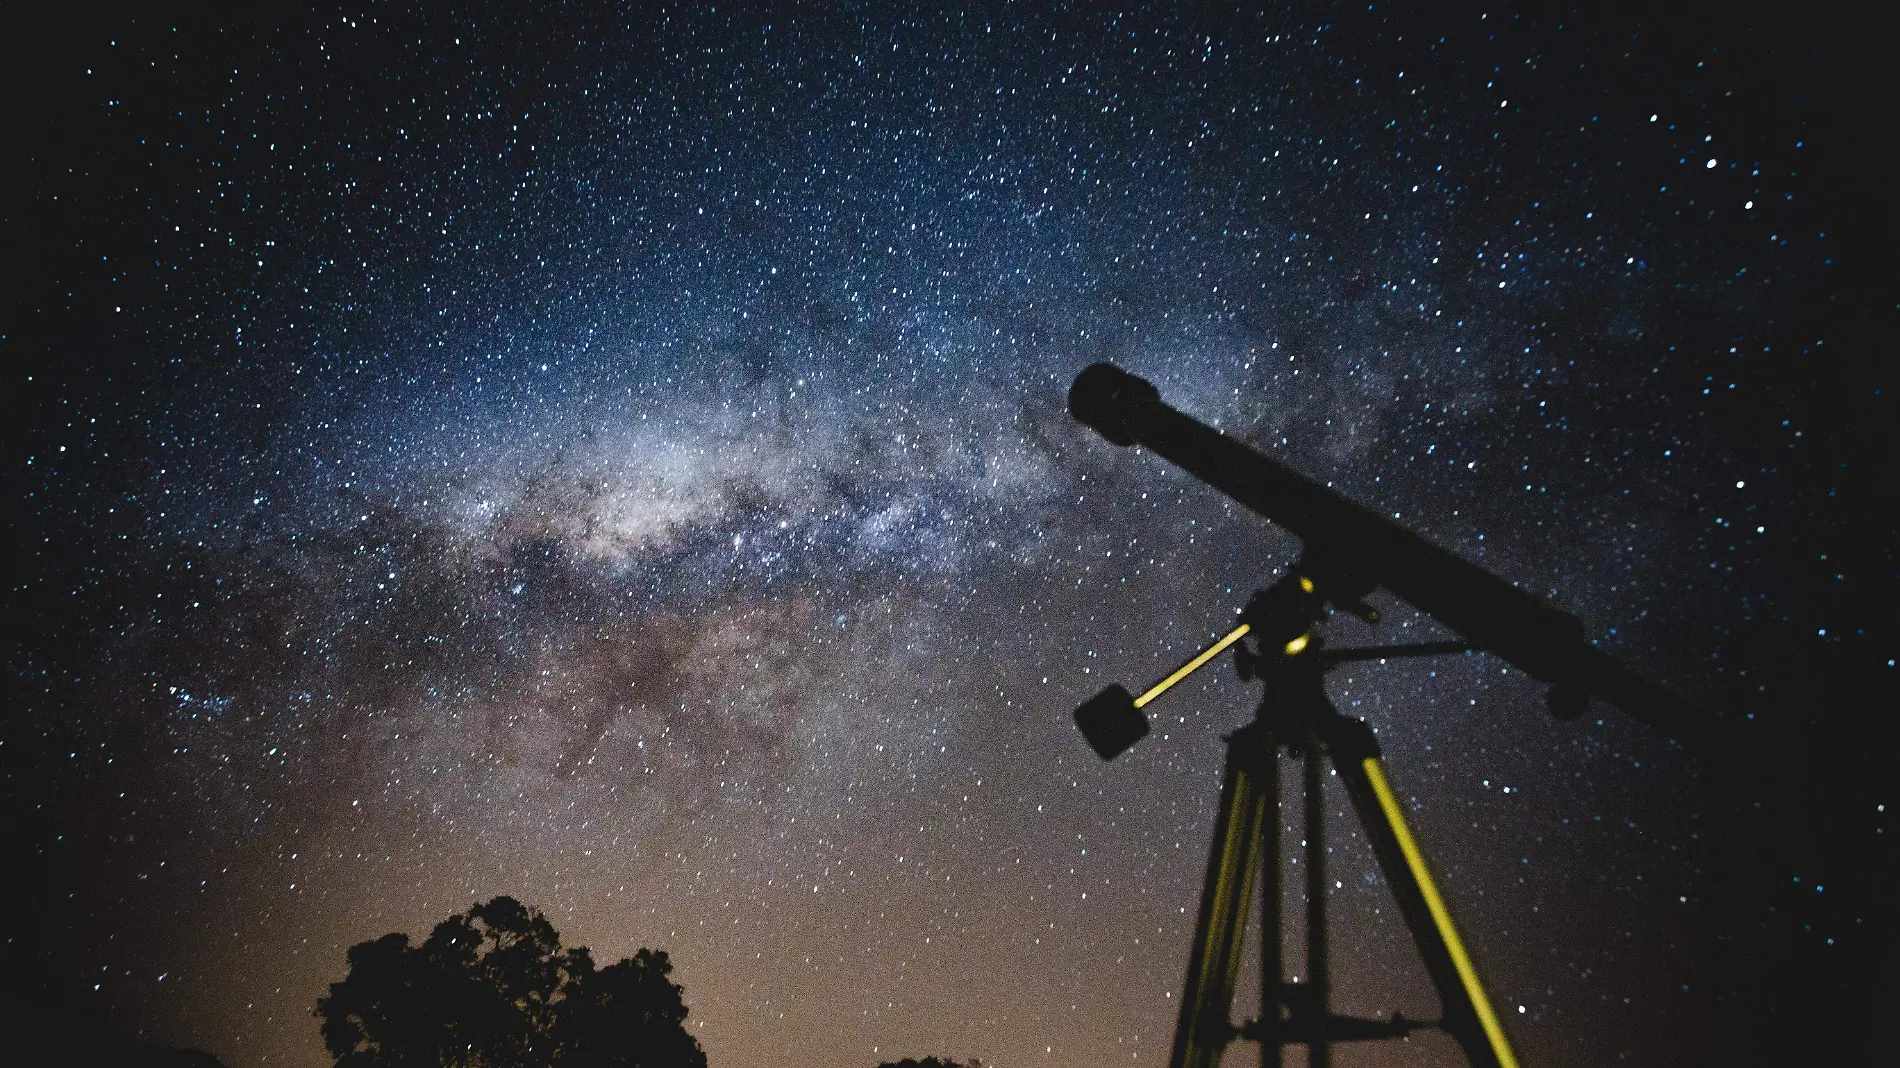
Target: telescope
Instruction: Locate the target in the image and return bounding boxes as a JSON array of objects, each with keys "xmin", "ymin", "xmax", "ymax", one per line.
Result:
[
  {"xmin": 1062, "ymin": 364, "xmax": 1708, "ymax": 1068},
  {"xmin": 1068, "ymin": 361, "xmax": 1703, "ymax": 745}
]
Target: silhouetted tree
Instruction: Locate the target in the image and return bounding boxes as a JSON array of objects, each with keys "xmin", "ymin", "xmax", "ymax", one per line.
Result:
[
  {"xmin": 877, "ymin": 1057, "xmax": 980, "ymax": 1068},
  {"xmin": 317, "ymin": 896, "xmax": 707, "ymax": 1068}
]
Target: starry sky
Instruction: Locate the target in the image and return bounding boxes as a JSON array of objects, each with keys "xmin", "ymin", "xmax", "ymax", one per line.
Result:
[{"xmin": 6, "ymin": 4, "xmax": 1892, "ymax": 1067}]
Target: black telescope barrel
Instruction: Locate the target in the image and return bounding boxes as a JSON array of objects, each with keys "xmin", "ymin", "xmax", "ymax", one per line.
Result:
[{"xmin": 1070, "ymin": 362, "xmax": 1704, "ymax": 745}]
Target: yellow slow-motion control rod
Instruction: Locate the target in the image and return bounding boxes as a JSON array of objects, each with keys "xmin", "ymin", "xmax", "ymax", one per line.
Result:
[{"xmin": 1133, "ymin": 623, "xmax": 1253, "ymax": 709}]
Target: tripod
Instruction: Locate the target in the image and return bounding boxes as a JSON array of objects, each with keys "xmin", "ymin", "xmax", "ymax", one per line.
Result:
[
  {"xmin": 1065, "ymin": 365, "xmax": 1699, "ymax": 1068},
  {"xmin": 1075, "ymin": 572, "xmax": 1520, "ymax": 1068}
]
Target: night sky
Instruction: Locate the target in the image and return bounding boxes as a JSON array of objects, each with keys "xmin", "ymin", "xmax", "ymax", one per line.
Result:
[{"xmin": 6, "ymin": 4, "xmax": 1892, "ymax": 1067}]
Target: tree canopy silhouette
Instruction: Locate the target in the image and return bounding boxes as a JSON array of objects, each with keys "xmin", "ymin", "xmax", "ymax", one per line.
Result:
[
  {"xmin": 877, "ymin": 1057, "xmax": 980, "ymax": 1068},
  {"xmin": 317, "ymin": 896, "xmax": 707, "ymax": 1068}
]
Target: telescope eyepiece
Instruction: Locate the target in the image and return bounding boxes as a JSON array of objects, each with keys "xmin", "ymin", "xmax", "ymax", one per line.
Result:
[{"xmin": 1069, "ymin": 363, "xmax": 1160, "ymax": 446}]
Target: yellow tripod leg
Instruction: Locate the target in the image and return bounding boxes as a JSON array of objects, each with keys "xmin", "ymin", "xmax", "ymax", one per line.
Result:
[
  {"xmin": 1168, "ymin": 730, "xmax": 1273, "ymax": 1068},
  {"xmin": 1358, "ymin": 757, "xmax": 1520, "ymax": 1068}
]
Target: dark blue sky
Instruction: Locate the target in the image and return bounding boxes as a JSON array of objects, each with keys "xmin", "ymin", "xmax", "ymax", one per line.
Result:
[{"xmin": 7, "ymin": 4, "xmax": 1891, "ymax": 1067}]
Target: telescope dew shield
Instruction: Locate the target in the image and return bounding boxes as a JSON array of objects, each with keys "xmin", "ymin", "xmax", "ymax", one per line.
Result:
[
  {"xmin": 1069, "ymin": 362, "xmax": 1702, "ymax": 745},
  {"xmin": 1069, "ymin": 361, "xmax": 1160, "ymax": 445}
]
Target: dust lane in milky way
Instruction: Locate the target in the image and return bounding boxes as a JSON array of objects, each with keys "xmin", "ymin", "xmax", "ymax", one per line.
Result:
[{"xmin": 16, "ymin": 4, "xmax": 1847, "ymax": 1067}]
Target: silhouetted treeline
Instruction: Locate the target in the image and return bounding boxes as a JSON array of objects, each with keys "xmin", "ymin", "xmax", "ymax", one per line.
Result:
[
  {"xmin": 318, "ymin": 896, "xmax": 706, "ymax": 1068},
  {"xmin": 877, "ymin": 1057, "xmax": 980, "ymax": 1068}
]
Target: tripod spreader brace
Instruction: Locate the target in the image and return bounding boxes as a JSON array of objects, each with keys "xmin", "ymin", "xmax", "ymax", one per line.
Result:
[
  {"xmin": 1240, "ymin": 1005, "xmax": 1436, "ymax": 1045},
  {"xmin": 1074, "ymin": 571, "xmax": 1523, "ymax": 1068}
]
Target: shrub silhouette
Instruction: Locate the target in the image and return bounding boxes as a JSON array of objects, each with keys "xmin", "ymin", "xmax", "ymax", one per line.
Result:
[{"xmin": 317, "ymin": 896, "xmax": 706, "ymax": 1068}]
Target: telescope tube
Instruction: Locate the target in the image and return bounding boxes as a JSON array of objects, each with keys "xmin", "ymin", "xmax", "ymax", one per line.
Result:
[{"xmin": 1069, "ymin": 362, "xmax": 1702, "ymax": 745}]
